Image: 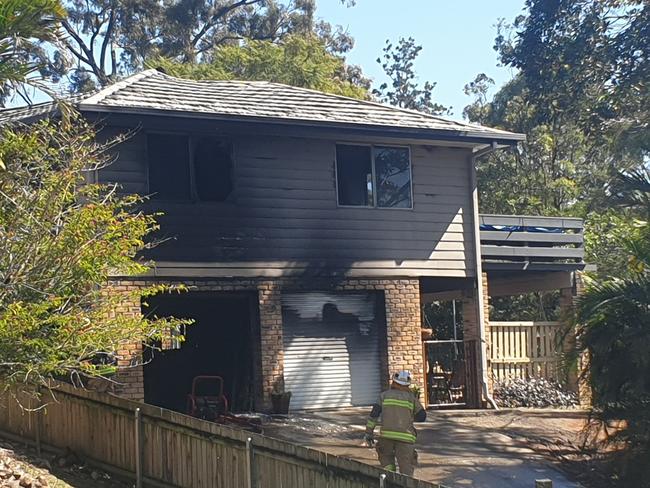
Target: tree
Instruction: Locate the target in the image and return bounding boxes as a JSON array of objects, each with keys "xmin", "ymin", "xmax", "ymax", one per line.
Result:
[
  {"xmin": 374, "ymin": 37, "xmax": 449, "ymax": 115},
  {"xmin": 575, "ymin": 169, "xmax": 650, "ymax": 487},
  {"xmin": 56, "ymin": 0, "xmax": 355, "ymax": 92},
  {"xmin": 151, "ymin": 35, "xmax": 370, "ymax": 99},
  {"xmin": 0, "ymin": 0, "xmax": 65, "ymax": 105},
  {"xmin": 0, "ymin": 116, "xmax": 188, "ymax": 393},
  {"xmin": 463, "ymin": 1, "xmax": 648, "ymax": 277}
]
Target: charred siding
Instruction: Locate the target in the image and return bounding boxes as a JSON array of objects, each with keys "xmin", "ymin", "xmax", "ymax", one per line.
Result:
[{"xmin": 98, "ymin": 129, "xmax": 475, "ymax": 277}]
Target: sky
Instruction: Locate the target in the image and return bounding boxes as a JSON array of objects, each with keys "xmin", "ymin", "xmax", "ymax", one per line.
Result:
[{"xmin": 316, "ymin": 0, "xmax": 526, "ymax": 120}]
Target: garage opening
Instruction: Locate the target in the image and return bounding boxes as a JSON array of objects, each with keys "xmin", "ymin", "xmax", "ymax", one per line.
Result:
[
  {"xmin": 142, "ymin": 292, "xmax": 259, "ymax": 413},
  {"xmin": 282, "ymin": 291, "xmax": 385, "ymax": 410}
]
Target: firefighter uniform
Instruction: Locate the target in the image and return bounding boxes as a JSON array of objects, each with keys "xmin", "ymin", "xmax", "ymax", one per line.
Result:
[{"xmin": 365, "ymin": 376, "xmax": 426, "ymax": 476}]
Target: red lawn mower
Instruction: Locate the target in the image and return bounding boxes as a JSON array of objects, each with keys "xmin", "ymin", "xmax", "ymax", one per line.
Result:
[{"xmin": 186, "ymin": 376, "xmax": 262, "ymax": 433}]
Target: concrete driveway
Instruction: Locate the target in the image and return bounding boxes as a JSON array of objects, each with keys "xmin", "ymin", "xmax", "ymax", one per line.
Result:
[{"xmin": 264, "ymin": 409, "xmax": 585, "ymax": 488}]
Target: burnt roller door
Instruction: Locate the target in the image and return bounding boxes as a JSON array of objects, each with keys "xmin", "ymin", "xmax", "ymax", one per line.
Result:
[{"xmin": 282, "ymin": 292, "xmax": 382, "ymax": 410}]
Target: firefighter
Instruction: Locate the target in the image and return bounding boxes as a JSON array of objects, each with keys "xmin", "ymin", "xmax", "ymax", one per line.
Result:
[{"xmin": 363, "ymin": 370, "xmax": 426, "ymax": 476}]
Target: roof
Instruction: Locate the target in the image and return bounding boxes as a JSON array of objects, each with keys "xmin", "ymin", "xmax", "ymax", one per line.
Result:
[{"xmin": 0, "ymin": 69, "xmax": 525, "ymax": 143}]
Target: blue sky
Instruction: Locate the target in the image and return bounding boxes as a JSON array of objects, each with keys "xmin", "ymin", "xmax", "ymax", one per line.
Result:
[{"xmin": 317, "ymin": 0, "xmax": 526, "ymax": 120}]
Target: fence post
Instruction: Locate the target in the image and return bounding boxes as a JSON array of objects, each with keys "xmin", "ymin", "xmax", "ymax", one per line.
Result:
[
  {"xmin": 379, "ymin": 473, "xmax": 387, "ymax": 488},
  {"xmin": 246, "ymin": 437, "xmax": 254, "ymax": 488},
  {"xmin": 135, "ymin": 408, "xmax": 143, "ymax": 488},
  {"xmin": 535, "ymin": 480, "xmax": 553, "ymax": 488},
  {"xmin": 34, "ymin": 386, "xmax": 41, "ymax": 456}
]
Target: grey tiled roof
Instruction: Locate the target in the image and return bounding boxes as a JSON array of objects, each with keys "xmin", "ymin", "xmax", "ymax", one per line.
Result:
[{"xmin": 0, "ymin": 70, "xmax": 524, "ymax": 142}]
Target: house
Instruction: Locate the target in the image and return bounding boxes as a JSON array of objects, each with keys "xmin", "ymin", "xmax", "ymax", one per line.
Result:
[{"xmin": 0, "ymin": 69, "xmax": 587, "ymax": 411}]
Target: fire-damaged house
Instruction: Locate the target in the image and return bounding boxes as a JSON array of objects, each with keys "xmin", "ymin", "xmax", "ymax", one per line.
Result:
[{"xmin": 0, "ymin": 69, "xmax": 588, "ymax": 412}]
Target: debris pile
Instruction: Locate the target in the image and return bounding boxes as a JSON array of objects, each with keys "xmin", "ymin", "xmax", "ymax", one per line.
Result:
[
  {"xmin": 493, "ymin": 377, "xmax": 578, "ymax": 408},
  {"xmin": 0, "ymin": 448, "xmax": 49, "ymax": 488}
]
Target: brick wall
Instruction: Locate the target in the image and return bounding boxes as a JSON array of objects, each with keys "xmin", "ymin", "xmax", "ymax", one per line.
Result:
[{"xmin": 107, "ymin": 277, "xmax": 425, "ymax": 409}]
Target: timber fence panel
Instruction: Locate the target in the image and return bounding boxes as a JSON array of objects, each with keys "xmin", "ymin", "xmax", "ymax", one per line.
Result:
[
  {"xmin": 489, "ymin": 321, "xmax": 564, "ymax": 384},
  {"xmin": 0, "ymin": 382, "xmax": 439, "ymax": 488}
]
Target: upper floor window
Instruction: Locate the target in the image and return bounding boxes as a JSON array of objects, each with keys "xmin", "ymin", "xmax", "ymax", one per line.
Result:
[
  {"xmin": 336, "ymin": 144, "xmax": 412, "ymax": 208},
  {"xmin": 146, "ymin": 133, "xmax": 233, "ymax": 202}
]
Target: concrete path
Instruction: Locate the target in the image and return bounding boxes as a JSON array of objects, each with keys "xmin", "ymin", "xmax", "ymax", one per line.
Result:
[{"xmin": 265, "ymin": 409, "xmax": 583, "ymax": 488}]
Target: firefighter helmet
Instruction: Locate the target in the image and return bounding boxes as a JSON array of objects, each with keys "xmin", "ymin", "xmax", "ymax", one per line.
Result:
[{"xmin": 393, "ymin": 370, "xmax": 412, "ymax": 386}]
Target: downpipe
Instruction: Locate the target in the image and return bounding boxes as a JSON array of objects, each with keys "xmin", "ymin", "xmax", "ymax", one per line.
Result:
[{"xmin": 470, "ymin": 142, "xmax": 499, "ymax": 410}]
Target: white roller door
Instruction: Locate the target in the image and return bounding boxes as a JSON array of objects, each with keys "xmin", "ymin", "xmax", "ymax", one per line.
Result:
[{"xmin": 282, "ymin": 292, "xmax": 382, "ymax": 410}]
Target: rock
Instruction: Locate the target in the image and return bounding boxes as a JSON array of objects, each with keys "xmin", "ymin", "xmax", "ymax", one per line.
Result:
[
  {"xmin": 36, "ymin": 475, "xmax": 50, "ymax": 486},
  {"xmin": 35, "ymin": 475, "xmax": 48, "ymax": 487},
  {"xmin": 19, "ymin": 475, "xmax": 34, "ymax": 487},
  {"xmin": 90, "ymin": 471, "xmax": 100, "ymax": 481}
]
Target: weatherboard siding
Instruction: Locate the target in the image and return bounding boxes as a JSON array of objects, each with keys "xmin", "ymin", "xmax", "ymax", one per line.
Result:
[{"xmin": 98, "ymin": 128, "xmax": 476, "ymax": 277}]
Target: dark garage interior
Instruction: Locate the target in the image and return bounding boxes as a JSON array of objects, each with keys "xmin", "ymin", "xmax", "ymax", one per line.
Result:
[{"xmin": 142, "ymin": 292, "xmax": 259, "ymax": 413}]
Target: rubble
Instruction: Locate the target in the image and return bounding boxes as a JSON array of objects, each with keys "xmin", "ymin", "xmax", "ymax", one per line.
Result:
[
  {"xmin": 493, "ymin": 377, "xmax": 579, "ymax": 408},
  {"xmin": 0, "ymin": 447, "xmax": 48, "ymax": 488}
]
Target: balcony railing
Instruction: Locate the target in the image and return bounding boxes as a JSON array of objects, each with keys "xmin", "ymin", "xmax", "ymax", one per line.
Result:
[{"xmin": 479, "ymin": 214, "xmax": 585, "ymax": 272}]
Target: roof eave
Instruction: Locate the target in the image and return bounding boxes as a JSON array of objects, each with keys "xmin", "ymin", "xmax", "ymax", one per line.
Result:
[{"xmin": 79, "ymin": 104, "xmax": 525, "ymax": 146}]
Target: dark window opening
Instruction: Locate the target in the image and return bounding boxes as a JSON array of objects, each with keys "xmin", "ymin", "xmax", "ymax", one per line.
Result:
[
  {"xmin": 147, "ymin": 134, "xmax": 191, "ymax": 200},
  {"xmin": 336, "ymin": 144, "xmax": 412, "ymax": 208},
  {"xmin": 336, "ymin": 144, "xmax": 373, "ymax": 206},
  {"xmin": 193, "ymin": 138, "xmax": 233, "ymax": 202}
]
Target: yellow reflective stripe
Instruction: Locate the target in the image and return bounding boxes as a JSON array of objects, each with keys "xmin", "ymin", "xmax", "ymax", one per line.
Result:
[
  {"xmin": 382, "ymin": 399, "xmax": 414, "ymax": 410},
  {"xmin": 366, "ymin": 419, "xmax": 377, "ymax": 428},
  {"xmin": 380, "ymin": 430, "xmax": 417, "ymax": 443},
  {"xmin": 383, "ymin": 464, "xmax": 396, "ymax": 472}
]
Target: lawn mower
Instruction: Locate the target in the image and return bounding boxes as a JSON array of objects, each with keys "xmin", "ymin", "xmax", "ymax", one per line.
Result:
[{"xmin": 186, "ymin": 375, "xmax": 262, "ymax": 433}]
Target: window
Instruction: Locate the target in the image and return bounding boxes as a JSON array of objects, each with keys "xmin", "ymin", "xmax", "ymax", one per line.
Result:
[
  {"xmin": 336, "ymin": 145, "xmax": 372, "ymax": 206},
  {"xmin": 147, "ymin": 134, "xmax": 191, "ymax": 200},
  {"xmin": 193, "ymin": 138, "xmax": 233, "ymax": 201},
  {"xmin": 336, "ymin": 144, "xmax": 412, "ymax": 208},
  {"xmin": 146, "ymin": 134, "xmax": 233, "ymax": 202}
]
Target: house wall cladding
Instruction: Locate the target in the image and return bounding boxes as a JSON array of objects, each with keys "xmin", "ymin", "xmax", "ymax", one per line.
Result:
[
  {"xmin": 98, "ymin": 126, "xmax": 476, "ymax": 278},
  {"xmin": 108, "ymin": 277, "xmax": 424, "ymax": 409}
]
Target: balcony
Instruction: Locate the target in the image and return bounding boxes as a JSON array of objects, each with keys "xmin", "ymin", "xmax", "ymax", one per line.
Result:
[{"xmin": 479, "ymin": 214, "xmax": 585, "ymax": 272}]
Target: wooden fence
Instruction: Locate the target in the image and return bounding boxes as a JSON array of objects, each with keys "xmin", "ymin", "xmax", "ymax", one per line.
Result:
[
  {"xmin": 488, "ymin": 321, "xmax": 564, "ymax": 383},
  {"xmin": 0, "ymin": 383, "xmax": 437, "ymax": 488}
]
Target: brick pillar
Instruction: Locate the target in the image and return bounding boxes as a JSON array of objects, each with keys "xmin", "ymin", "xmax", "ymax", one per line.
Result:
[
  {"xmin": 109, "ymin": 282, "xmax": 145, "ymax": 401},
  {"xmin": 481, "ymin": 273, "xmax": 493, "ymax": 396},
  {"xmin": 258, "ymin": 280, "xmax": 284, "ymax": 409},
  {"xmin": 461, "ymin": 272, "xmax": 488, "ymax": 407},
  {"xmin": 384, "ymin": 279, "xmax": 424, "ymax": 398},
  {"xmin": 561, "ymin": 272, "xmax": 592, "ymax": 406}
]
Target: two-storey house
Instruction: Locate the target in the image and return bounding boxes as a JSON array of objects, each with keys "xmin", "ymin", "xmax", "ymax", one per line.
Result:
[{"xmin": 2, "ymin": 70, "xmax": 587, "ymax": 412}]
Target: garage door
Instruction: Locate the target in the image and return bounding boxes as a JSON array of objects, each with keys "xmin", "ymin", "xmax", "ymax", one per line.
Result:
[{"xmin": 282, "ymin": 292, "xmax": 382, "ymax": 410}]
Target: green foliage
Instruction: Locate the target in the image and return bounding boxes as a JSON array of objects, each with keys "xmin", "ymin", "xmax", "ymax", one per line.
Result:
[
  {"xmin": 150, "ymin": 35, "xmax": 370, "ymax": 99},
  {"xmin": 0, "ymin": 0, "xmax": 65, "ymax": 104},
  {"xmin": 465, "ymin": 0, "xmax": 648, "ymax": 284},
  {"xmin": 490, "ymin": 292, "xmax": 560, "ymax": 322},
  {"xmin": 58, "ymin": 0, "xmax": 358, "ymax": 92},
  {"xmin": 422, "ymin": 301, "xmax": 462, "ymax": 340},
  {"xmin": 374, "ymin": 37, "xmax": 449, "ymax": 115},
  {"xmin": 0, "ymin": 117, "xmax": 189, "ymax": 392},
  {"xmin": 576, "ymin": 170, "xmax": 650, "ymax": 487}
]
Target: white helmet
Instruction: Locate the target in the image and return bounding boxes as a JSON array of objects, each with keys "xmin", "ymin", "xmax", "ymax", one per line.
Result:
[{"xmin": 393, "ymin": 370, "xmax": 412, "ymax": 386}]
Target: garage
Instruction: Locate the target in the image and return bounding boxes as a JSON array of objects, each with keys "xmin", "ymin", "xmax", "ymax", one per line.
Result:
[
  {"xmin": 142, "ymin": 292, "xmax": 259, "ymax": 413},
  {"xmin": 281, "ymin": 292, "xmax": 384, "ymax": 410}
]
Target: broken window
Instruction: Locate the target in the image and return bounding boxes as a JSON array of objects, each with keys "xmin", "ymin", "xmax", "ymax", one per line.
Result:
[
  {"xmin": 193, "ymin": 138, "xmax": 233, "ymax": 202},
  {"xmin": 147, "ymin": 134, "xmax": 233, "ymax": 202},
  {"xmin": 147, "ymin": 134, "xmax": 191, "ymax": 200},
  {"xmin": 336, "ymin": 144, "xmax": 373, "ymax": 206},
  {"xmin": 336, "ymin": 144, "xmax": 412, "ymax": 208}
]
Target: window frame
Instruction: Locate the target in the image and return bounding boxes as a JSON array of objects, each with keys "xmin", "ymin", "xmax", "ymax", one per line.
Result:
[
  {"xmin": 145, "ymin": 130, "xmax": 235, "ymax": 204},
  {"xmin": 334, "ymin": 142, "xmax": 413, "ymax": 210}
]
